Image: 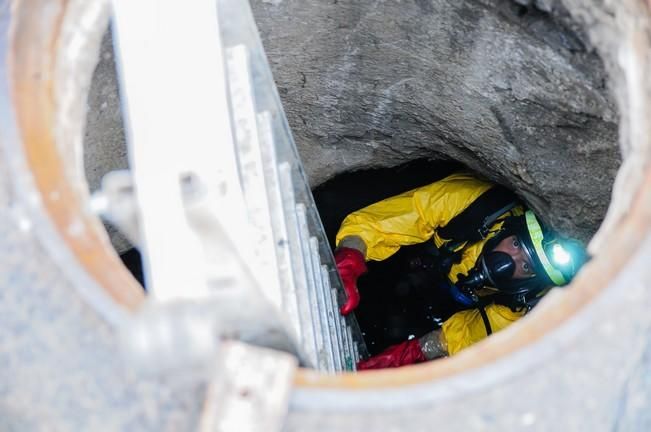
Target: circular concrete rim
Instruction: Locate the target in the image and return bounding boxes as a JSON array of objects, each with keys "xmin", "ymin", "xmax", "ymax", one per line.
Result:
[{"xmin": 6, "ymin": 0, "xmax": 650, "ymax": 392}]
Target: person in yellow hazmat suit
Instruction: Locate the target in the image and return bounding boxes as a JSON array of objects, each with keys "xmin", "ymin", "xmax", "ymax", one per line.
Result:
[{"xmin": 334, "ymin": 172, "xmax": 587, "ymax": 369}]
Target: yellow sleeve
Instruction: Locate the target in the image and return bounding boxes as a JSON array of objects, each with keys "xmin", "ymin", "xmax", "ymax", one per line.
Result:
[
  {"xmin": 335, "ymin": 172, "xmax": 494, "ymax": 261},
  {"xmin": 442, "ymin": 304, "xmax": 525, "ymax": 355}
]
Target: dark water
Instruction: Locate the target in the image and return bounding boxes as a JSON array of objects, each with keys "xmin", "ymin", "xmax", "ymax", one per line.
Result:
[{"xmin": 313, "ymin": 159, "xmax": 467, "ymax": 354}]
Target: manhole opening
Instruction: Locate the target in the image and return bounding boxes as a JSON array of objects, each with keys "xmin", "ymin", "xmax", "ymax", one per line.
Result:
[{"xmin": 79, "ymin": 3, "xmax": 621, "ymax": 375}]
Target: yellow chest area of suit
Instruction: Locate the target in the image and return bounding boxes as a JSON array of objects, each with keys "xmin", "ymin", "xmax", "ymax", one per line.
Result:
[
  {"xmin": 431, "ymin": 230, "xmax": 491, "ymax": 284},
  {"xmin": 432, "ymin": 208, "xmax": 522, "ymax": 284}
]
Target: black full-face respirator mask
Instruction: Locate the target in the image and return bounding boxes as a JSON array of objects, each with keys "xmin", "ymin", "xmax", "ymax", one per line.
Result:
[
  {"xmin": 456, "ymin": 250, "xmax": 522, "ymax": 300},
  {"xmin": 455, "ymin": 211, "xmax": 585, "ymax": 305},
  {"xmin": 455, "ymin": 248, "xmax": 541, "ymax": 304}
]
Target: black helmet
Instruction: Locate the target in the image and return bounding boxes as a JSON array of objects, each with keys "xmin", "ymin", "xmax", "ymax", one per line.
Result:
[{"xmin": 458, "ymin": 210, "xmax": 588, "ymax": 303}]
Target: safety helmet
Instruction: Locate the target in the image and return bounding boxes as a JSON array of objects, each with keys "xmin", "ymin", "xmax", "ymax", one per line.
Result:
[{"xmin": 486, "ymin": 210, "xmax": 587, "ymax": 296}]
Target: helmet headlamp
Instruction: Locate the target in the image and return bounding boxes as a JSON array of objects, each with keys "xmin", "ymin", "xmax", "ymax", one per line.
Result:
[
  {"xmin": 524, "ymin": 211, "xmax": 585, "ymax": 286},
  {"xmin": 550, "ymin": 243, "xmax": 571, "ymax": 266}
]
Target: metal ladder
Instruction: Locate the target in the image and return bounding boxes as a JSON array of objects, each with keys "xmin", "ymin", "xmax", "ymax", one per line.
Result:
[
  {"xmin": 223, "ymin": 40, "xmax": 363, "ymax": 371},
  {"xmin": 105, "ymin": 0, "xmax": 365, "ymax": 373}
]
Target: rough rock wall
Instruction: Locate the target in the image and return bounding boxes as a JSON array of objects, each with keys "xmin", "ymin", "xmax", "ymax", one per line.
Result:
[
  {"xmin": 82, "ymin": 0, "xmax": 621, "ymax": 243},
  {"xmin": 84, "ymin": 30, "xmax": 131, "ymax": 252},
  {"xmin": 251, "ymin": 0, "xmax": 620, "ymax": 240}
]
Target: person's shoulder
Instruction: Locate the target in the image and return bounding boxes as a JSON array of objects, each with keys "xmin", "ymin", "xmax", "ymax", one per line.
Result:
[{"xmin": 484, "ymin": 303, "xmax": 526, "ymax": 320}]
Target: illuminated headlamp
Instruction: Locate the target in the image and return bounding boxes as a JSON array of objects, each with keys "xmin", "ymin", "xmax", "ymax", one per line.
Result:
[
  {"xmin": 525, "ymin": 211, "xmax": 569, "ymax": 286},
  {"xmin": 550, "ymin": 243, "xmax": 571, "ymax": 267}
]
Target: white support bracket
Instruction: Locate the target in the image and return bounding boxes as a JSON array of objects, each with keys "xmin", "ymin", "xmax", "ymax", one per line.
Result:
[{"xmin": 199, "ymin": 342, "xmax": 297, "ymax": 432}]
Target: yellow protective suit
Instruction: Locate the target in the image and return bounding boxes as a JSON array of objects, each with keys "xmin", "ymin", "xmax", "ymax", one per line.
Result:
[{"xmin": 335, "ymin": 172, "xmax": 526, "ymax": 355}]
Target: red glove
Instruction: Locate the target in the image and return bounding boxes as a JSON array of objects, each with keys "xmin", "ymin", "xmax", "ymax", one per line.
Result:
[
  {"xmin": 357, "ymin": 339, "xmax": 427, "ymax": 370},
  {"xmin": 334, "ymin": 247, "xmax": 367, "ymax": 315}
]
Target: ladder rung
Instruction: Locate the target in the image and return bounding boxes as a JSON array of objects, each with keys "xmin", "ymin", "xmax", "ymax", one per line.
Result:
[
  {"xmin": 230, "ymin": 84, "xmax": 283, "ymax": 308},
  {"xmin": 296, "ymin": 203, "xmax": 326, "ymax": 370},
  {"xmin": 338, "ymin": 315, "xmax": 354, "ymax": 371},
  {"xmin": 353, "ymin": 340, "xmax": 360, "ymax": 364},
  {"xmin": 330, "ymin": 288, "xmax": 348, "ymax": 371},
  {"xmin": 310, "ymin": 239, "xmax": 336, "ymax": 373},
  {"xmin": 278, "ymin": 164, "xmax": 317, "ymax": 367},
  {"xmin": 345, "ymin": 325, "xmax": 357, "ymax": 371},
  {"xmin": 321, "ymin": 265, "xmax": 343, "ymax": 372},
  {"xmin": 257, "ymin": 115, "xmax": 302, "ymax": 343}
]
